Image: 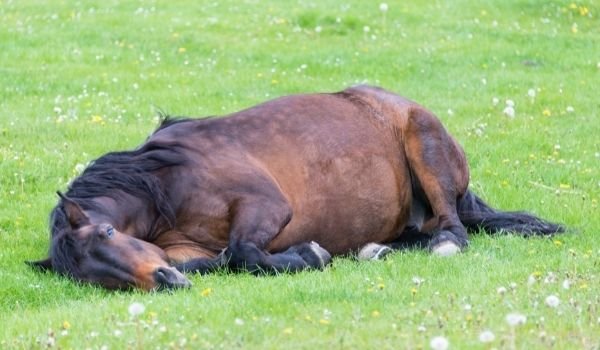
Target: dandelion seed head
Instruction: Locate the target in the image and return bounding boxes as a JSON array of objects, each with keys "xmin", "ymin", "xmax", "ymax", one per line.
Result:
[
  {"xmin": 503, "ymin": 106, "xmax": 515, "ymax": 118},
  {"xmin": 505, "ymin": 312, "xmax": 526, "ymax": 326},
  {"xmin": 379, "ymin": 3, "xmax": 388, "ymax": 12},
  {"xmin": 128, "ymin": 302, "xmax": 145, "ymax": 317},
  {"xmin": 478, "ymin": 330, "xmax": 495, "ymax": 343},
  {"xmin": 497, "ymin": 286, "xmax": 507, "ymax": 295},
  {"xmin": 545, "ymin": 295, "xmax": 560, "ymax": 308},
  {"xmin": 430, "ymin": 336, "xmax": 449, "ymax": 350}
]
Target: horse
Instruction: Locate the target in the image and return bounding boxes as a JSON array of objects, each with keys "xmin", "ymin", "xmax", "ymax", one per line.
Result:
[{"xmin": 28, "ymin": 85, "xmax": 564, "ymax": 291}]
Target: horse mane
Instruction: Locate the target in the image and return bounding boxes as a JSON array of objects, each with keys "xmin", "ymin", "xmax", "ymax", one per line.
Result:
[
  {"xmin": 53, "ymin": 120, "xmax": 189, "ymax": 236},
  {"xmin": 153, "ymin": 114, "xmax": 194, "ymax": 134}
]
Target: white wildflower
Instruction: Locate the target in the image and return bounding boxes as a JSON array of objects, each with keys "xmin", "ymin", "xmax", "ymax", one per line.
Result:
[
  {"xmin": 505, "ymin": 99, "xmax": 515, "ymax": 107},
  {"xmin": 478, "ymin": 330, "xmax": 495, "ymax": 343},
  {"xmin": 412, "ymin": 276, "xmax": 425, "ymax": 285},
  {"xmin": 430, "ymin": 336, "xmax": 449, "ymax": 350},
  {"xmin": 128, "ymin": 302, "xmax": 145, "ymax": 317},
  {"xmin": 492, "ymin": 97, "xmax": 499, "ymax": 105},
  {"xmin": 74, "ymin": 163, "xmax": 86, "ymax": 174},
  {"xmin": 379, "ymin": 3, "xmax": 388, "ymax": 12},
  {"xmin": 497, "ymin": 286, "xmax": 507, "ymax": 295},
  {"xmin": 562, "ymin": 279, "xmax": 571, "ymax": 290},
  {"xmin": 527, "ymin": 89, "xmax": 536, "ymax": 98},
  {"xmin": 363, "ymin": 26, "xmax": 370, "ymax": 33},
  {"xmin": 503, "ymin": 106, "xmax": 515, "ymax": 118},
  {"xmin": 234, "ymin": 318, "xmax": 244, "ymax": 326},
  {"xmin": 566, "ymin": 106, "xmax": 574, "ymax": 113},
  {"xmin": 506, "ymin": 312, "xmax": 527, "ymax": 326},
  {"xmin": 545, "ymin": 295, "xmax": 560, "ymax": 308},
  {"xmin": 315, "ymin": 26, "xmax": 322, "ymax": 33}
]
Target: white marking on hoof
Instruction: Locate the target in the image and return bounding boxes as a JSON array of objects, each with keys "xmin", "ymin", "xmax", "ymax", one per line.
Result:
[
  {"xmin": 309, "ymin": 241, "xmax": 332, "ymax": 267},
  {"xmin": 432, "ymin": 241, "xmax": 461, "ymax": 256},
  {"xmin": 358, "ymin": 243, "xmax": 392, "ymax": 260}
]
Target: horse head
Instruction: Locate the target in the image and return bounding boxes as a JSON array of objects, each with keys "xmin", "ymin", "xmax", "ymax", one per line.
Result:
[{"xmin": 28, "ymin": 193, "xmax": 191, "ymax": 291}]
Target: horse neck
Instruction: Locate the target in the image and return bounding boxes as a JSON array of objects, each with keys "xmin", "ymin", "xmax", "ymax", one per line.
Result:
[{"xmin": 85, "ymin": 193, "xmax": 162, "ymax": 240}]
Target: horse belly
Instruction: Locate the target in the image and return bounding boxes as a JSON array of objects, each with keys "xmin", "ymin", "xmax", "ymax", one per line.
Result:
[{"xmin": 268, "ymin": 155, "xmax": 412, "ymax": 255}]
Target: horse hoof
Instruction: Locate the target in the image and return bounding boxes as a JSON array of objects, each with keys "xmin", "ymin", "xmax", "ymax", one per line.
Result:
[
  {"xmin": 358, "ymin": 243, "xmax": 392, "ymax": 260},
  {"xmin": 431, "ymin": 241, "xmax": 461, "ymax": 256},
  {"xmin": 309, "ymin": 241, "xmax": 332, "ymax": 268}
]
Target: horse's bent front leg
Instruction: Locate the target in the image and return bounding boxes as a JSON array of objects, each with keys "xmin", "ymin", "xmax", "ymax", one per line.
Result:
[
  {"xmin": 403, "ymin": 107, "xmax": 470, "ymax": 255},
  {"xmin": 224, "ymin": 196, "xmax": 331, "ymax": 273}
]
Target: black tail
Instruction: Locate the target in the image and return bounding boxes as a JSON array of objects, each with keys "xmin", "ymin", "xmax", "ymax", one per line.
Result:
[{"xmin": 457, "ymin": 190, "xmax": 565, "ymax": 236}]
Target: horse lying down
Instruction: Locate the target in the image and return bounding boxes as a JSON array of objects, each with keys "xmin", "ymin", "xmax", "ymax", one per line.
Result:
[{"xmin": 29, "ymin": 85, "xmax": 564, "ymax": 291}]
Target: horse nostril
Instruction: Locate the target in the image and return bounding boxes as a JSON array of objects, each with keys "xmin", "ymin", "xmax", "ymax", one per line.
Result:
[{"xmin": 153, "ymin": 267, "xmax": 192, "ymax": 290}]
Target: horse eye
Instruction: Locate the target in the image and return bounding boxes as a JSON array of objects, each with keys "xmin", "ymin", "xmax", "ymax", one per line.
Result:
[{"xmin": 106, "ymin": 226, "xmax": 114, "ymax": 238}]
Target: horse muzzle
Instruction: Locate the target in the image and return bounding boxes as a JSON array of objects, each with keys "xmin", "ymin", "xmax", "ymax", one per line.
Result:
[{"xmin": 153, "ymin": 266, "xmax": 192, "ymax": 290}]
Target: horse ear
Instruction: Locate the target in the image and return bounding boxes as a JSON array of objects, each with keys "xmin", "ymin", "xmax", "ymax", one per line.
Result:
[
  {"xmin": 26, "ymin": 258, "xmax": 53, "ymax": 271},
  {"xmin": 57, "ymin": 191, "xmax": 90, "ymax": 229}
]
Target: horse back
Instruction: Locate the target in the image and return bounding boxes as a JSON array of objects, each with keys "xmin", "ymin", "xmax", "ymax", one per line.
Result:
[{"xmin": 149, "ymin": 86, "xmax": 457, "ymax": 255}]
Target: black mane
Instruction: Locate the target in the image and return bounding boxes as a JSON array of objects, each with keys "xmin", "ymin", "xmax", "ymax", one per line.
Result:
[
  {"xmin": 153, "ymin": 114, "xmax": 194, "ymax": 134},
  {"xmin": 51, "ymin": 119, "xmax": 190, "ymax": 237}
]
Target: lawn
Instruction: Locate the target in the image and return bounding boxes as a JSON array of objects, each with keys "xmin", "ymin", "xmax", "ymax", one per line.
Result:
[{"xmin": 1, "ymin": 0, "xmax": 599, "ymax": 348}]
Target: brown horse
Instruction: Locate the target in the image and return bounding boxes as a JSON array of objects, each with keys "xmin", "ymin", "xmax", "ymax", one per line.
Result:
[{"xmin": 28, "ymin": 85, "xmax": 563, "ymax": 291}]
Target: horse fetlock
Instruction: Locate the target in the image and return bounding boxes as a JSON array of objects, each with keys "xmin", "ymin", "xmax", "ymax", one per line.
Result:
[
  {"xmin": 429, "ymin": 230, "xmax": 466, "ymax": 256},
  {"xmin": 358, "ymin": 243, "xmax": 393, "ymax": 260}
]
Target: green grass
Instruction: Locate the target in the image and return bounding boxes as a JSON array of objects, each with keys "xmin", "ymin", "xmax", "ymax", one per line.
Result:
[{"xmin": 1, "ymin": 0, "xmax": 599, "ymax": 348}]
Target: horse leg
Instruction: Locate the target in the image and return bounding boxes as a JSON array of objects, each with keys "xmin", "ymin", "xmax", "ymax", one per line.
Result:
[
  {"xmin": 173, "ymin": 251, "xmax": 227, "ymax": 274},
  {"xmin": 224, "ymin": 196, "xmax": 331, "ymax": 273},
  {"xmin": 403, "ymin": 107, "xmax": 470, "ymax": 255}
]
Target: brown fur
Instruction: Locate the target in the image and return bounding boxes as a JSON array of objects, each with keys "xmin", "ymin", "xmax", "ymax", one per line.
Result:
[{"xmin": 30, "ymin": 85, "xmax": 561, "ymax": 291}]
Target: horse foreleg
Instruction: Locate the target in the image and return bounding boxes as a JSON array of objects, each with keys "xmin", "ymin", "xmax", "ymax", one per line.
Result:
[
  {"xmin": 224, "ymin": 196, "xmax": 331, "ymax": 273},
  {"xmin": 403, "ymin": 107, "xmax": 470, "ymax": 255}
]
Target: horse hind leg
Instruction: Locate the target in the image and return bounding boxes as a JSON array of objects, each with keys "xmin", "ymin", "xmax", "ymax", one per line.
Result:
[{"xmin": 402, "ymin": 107, "xmax": 470, "ymax": 255}]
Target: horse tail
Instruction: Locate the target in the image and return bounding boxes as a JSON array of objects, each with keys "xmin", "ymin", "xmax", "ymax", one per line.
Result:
[{"xmin": 457, "ymin": 190, "xmax": 565, "ymax": 235}]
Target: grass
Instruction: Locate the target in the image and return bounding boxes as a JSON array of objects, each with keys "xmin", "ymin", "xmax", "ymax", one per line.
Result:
[{"xmin": 1, "ymin": 0, "xmax": 599, "ymax": 348}]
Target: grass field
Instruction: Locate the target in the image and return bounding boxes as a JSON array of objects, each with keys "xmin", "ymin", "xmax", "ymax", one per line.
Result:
[{"xmin": 1, "ymin": 0, "xmax": 599, "ymax": 348}]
